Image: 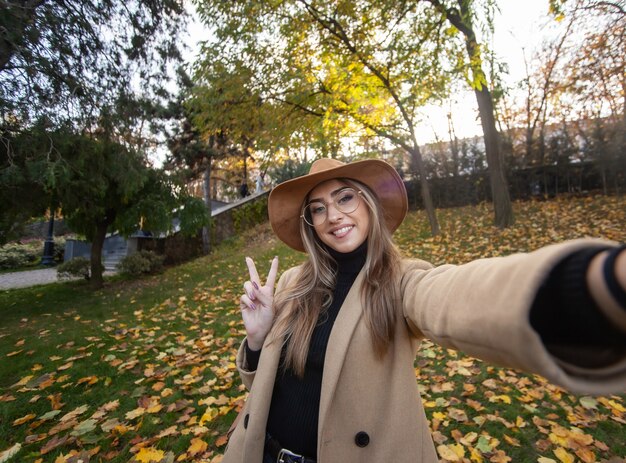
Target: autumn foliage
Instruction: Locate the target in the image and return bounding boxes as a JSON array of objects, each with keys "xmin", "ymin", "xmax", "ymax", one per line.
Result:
[{"xmin": 0, "ymin": 194, "xmax": 625, "ymax": 462}]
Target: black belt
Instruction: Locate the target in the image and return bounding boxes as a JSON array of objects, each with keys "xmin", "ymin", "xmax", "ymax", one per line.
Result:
[{"xmin": 265, "ymin": 434, "xmax": 316, "ymax": 463}]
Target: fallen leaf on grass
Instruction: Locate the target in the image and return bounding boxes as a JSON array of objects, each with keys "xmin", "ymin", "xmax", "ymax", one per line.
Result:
[
  {"xmin": 503, "ymin": 434, "xmax": 520, "ymax": 447},
  {"xmin": 0, "ymin": 443, "xmax": 21, "ymax": 463},
  {"xmin": 40, "ymin": 435, "xmax": 69, "ymax": 455},
  {"xmin": 553, "ymin": 447, "xmax": 575, "ymax": 463},
  {"xmin": 188, "ymin": 437, "xmax": 208, "ymax": 456},
  {"xmin": 12, "ymin": 414, "xmax": 36, "ymax": 426},
  {"xmin": 437, "ymin": 443, "xmax": 465, "ymax": 461},
  {"xmin": 135, "ymin": 447, "xmax": 164, "ymax": 463},
  {"xmin": 214, "ymin": 435, "xmax": 229, "ymax": 447}
]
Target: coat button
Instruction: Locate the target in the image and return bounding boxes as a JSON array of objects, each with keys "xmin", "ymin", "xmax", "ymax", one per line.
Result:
[
  {"xmin": 355, "ymin": 431, "xmax": 370, "ymax": 447},
  {"xmin": 243, "ymin": 414, "xmax": 249, "ymax": 429}
]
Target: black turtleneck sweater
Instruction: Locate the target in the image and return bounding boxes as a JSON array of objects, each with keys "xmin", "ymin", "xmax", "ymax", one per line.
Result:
[{"xmin": 246, "ymin": 241, "xmax": 367, "ymax": 458}]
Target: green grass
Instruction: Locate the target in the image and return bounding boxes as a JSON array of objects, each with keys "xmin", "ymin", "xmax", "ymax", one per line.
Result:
[{"xmin": 0, "ymin": 194, "xmax": 625, "ymax": 463}]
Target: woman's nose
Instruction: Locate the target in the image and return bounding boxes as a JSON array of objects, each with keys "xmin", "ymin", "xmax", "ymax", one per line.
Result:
[{"xmin": 327, "ymin": 203, "xmax": 343, "ymax": 222}]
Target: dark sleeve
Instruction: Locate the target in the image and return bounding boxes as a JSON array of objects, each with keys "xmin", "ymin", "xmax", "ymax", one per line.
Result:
[
  {"xmin": 245, "ymin": 340, "xmax": 262, "ymax": 371},
  {"xmin": 529, "ymin": 246, "xmax": 626, "ymax": 367}
]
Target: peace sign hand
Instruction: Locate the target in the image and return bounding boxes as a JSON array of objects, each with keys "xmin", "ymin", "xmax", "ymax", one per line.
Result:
[{"xmin": 240, "ymin": 256, "xmax": 279, "ymax": 351}]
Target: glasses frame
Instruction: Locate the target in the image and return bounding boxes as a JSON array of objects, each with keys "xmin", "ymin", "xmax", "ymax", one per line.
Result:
[{"xmin": 300, "ymin": 188, "xmax": 363, "ymax": 227}]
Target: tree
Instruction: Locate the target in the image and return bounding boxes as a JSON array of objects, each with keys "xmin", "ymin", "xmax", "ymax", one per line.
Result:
[
  {"xmin": 195, "ymin": 1, "xmax": 460, "ymax": 235},
  {"xmin": 0, "ymin": 123, "xmax": 50, "ymax": 245},
  {"xmin": 2, "ymin": 124, "xmax": 207, "ymax": 288},
  {"xmin": 0, "ymin": 0, "xmax": 186, "ymax": 128},
  {"xmin": 424, "ymin": 0, "xmax": 514, "ymax": 227}
]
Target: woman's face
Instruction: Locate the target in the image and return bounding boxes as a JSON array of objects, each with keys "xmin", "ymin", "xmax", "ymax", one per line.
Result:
[{"xmin": 306, "ymin": 179, "xmax": 370, "ymax": 253}]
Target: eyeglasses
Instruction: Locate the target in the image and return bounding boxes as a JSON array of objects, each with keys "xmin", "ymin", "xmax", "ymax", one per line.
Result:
[{"xmin": 301, "ymin": 188, "xmax": 363, "ymax": 226}]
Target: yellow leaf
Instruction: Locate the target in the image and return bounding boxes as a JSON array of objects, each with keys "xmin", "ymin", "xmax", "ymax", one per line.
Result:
[
  {"xmin": 469, "ymin": 447, "xmax": 483, "ymax": 463},
  {"xmin": 199, "ymin": 407, "xmax": 218, "ymax": 426},
  {"xmin": 12, "ymin": 414, "xmax": 36, "ymax": 426},
  {"xmin": 147, "ymin": 404, "xmax": 163, "ymax": 414},
  {"xmin": 574, "ymin": 447, "xmax": 596, "ymax": 463},
  {"xmin": 11, "ymin": 375, "xmax": 33, "ymax": 388},
  {"xmin": 125, "ymin": 407, "xmax": 146, "ymax": 420},
  {"xmin": 553, "ymin": 447, "xmax": 575, "ymax": 463},
  {"xmin": 537, "ymin": 458, "xmax": 557, "ymax": 463},
  {"xmin": 77, "ymin": 376, "xmax": 98, "ymax": 386},
  {"xmin": 607, "ymin": 399, "xmax": 626, "ymax": 413},
  {"xmin": 135, "ymin": 447, "xmax": 165, "ymax": 463},
  {"xmin": 503, "ymin": 434, "xmax": 521, "ymax": 447},
  {"xmin": 188, "ymin": 438, "xmax": 208, "ymax": 456},
  {"xmin": 57, "ymin": 362, "xmax": 73, "ymax": 371},
  {"xmin": 548, "ymin": 432, "xmax": 567, "ymax": 447},
  {"xmin": 437, "ymin": 444, "xmax": 464, "ymax": 461}
]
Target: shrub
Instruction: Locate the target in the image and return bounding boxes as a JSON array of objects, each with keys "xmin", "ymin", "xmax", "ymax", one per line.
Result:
[
  {"xmin": 232, "ymin": 196, "xmax": 268, "ymax": 233},
  {"xmin": 57, "ymin": 257, "xmax": 92, "ymax": 280},
  {"xmin": 0, "ymin": 242, "xmax": 40, "ymax": 269},
  {"xmin": 117, "ymin": 251, "xmax": 164, "ymax": 277},
  {"xmin": 53, "ymin": 237, "xmax": 66, "ymax": 263}
]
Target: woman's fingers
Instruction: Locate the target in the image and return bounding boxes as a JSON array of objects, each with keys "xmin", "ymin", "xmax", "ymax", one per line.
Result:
[
  {"xmin": 245, "ymin": 257, "xmax": 261, "ymax": 285},
  {"xmin": 243, "ymin": 281, "xmax": 256, "ymax": 300},
  {"xmin": 240, "ymin": 294, "xmax": 256, "ymax": 311},
  {"xmin": 266, "ymin": 256, "xmax": 279, "ymax": 289}
]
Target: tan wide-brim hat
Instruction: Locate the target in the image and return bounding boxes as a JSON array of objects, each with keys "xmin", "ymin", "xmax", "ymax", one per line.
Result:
[{"xmin": 268, "ymin": 158, "xmax": 408, "ymax": 252}]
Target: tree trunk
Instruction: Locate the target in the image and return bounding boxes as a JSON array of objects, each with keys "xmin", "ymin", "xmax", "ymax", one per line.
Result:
[
  {"xmin": 408, "ymin": 145, "xmax": 440, "ymax": 236},
  {"xmin": 202, "ymin": 159, "xmax": 212, "ymax": 254},
  {"xmin": 473, "ymin": 87, "xmax": 514, "ymax": 227},
  {"xmin": 430, "ymin": 0, "xmax": 514, "ymax": 228},
  {"xmin": 90, "ymin": 221, "xmax": 109, "ymax": 289}
]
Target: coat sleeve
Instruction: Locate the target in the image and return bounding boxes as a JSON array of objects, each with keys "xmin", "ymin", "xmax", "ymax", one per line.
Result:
[
  {"xmin": 400, "ymin": 238, "xmax": 626, "ymax": 395},
  {"xmin": 235, "ymin": 265, "xmax": 300, "ymax": 391}
]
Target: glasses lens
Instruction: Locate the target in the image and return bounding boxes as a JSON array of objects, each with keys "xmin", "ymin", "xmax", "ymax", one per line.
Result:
[
  {"xmin": 305, "ymin": 201, "xmax": 327, "ymax": 226},
  {"xmin": 301, "ymin": 188, "xmax": 361, "ymax": 226},
  {"xmin": 335, "ymin": 189, "xmax": 359, "ymax": 214}
]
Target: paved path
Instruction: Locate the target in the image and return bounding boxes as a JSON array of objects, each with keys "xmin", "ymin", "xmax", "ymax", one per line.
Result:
[
  {"xmin": 0, "ymin": 268, "xmax": 63, "ymax": 290},
  {"xmin": 0, "ymin": 268, "xmax": 116, "ymax": 290}
]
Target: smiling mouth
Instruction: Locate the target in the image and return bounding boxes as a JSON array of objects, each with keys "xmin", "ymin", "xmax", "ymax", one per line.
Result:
[{"xmin": 332, "ymin": 225, "xmax": 353, "ymax": 237}]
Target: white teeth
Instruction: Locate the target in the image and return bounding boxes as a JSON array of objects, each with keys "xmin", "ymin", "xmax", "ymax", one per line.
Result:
[{"xmin": 332, "ymin": 226, "xmax": 353, "ymax": 236}]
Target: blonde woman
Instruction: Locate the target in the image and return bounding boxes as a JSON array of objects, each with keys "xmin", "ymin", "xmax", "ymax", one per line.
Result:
[{"xmin": 224, "ymin": 158, "xmax": 626, "ymax": 463}]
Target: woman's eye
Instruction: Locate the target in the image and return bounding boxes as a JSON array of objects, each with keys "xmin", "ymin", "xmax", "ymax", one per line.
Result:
[
  {"xmin": 338, "ymin": 193, "xmax": 354, "ymax": 204},
  {"xmin": 310, "ymin": 204, "xmax": 326, "ymax": 215}
]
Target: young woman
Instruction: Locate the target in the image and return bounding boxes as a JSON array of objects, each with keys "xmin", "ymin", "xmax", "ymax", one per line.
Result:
[{"xmin": 224, "ymin": 158, "xmax": 626, "ymax": 463}]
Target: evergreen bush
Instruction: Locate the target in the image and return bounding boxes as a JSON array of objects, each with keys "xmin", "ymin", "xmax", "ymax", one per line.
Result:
[
  {"xmin": 0, "ymin": 242, "xmax": 40, "ymax": 269},
  {"xmin": 117, "ymin": 251, "xmax": 164, "ymax": 276},
  {"xmin": 56, "ymin": 257, "xmax": 91, "ymax": 280}
]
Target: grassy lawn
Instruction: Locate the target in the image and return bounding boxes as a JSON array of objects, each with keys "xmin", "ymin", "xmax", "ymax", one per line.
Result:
[{"xmin": 0, "ymin": 194, "xmax": 625, "ymax": 463}]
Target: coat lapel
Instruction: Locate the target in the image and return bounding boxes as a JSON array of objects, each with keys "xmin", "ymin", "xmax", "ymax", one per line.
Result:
[
  {"xmin": 317, "ymin": 268, "xmax": 366, "ymax": 444},
  {"xmin": 242, "ymin": 334, "xmax": 282, "ymax": 462}
]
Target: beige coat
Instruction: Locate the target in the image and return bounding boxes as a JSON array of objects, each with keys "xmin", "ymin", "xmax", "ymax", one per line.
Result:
[{"xmin": 223, "ymin": 239, "xmax": 626, "ymax": 463}]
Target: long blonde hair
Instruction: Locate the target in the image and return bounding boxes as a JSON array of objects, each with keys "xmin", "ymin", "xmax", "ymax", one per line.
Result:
[{"xmin": 270, "ymin": 178, "xmax": 402, "ymax": 377}]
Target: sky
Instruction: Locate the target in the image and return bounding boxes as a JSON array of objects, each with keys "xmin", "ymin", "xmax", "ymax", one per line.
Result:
[
  {"xmin": 412, "ymin": 0, "xmax": 561, "ymax": 145},
  {"xmin": 181, "ymin": 0, "xmax": 561, "ymax": 148}
]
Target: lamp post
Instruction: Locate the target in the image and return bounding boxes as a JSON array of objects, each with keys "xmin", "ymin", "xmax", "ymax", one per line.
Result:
[{"xmin": 41, "ymin": 212, "xmax": 55, "ymax": 266}]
